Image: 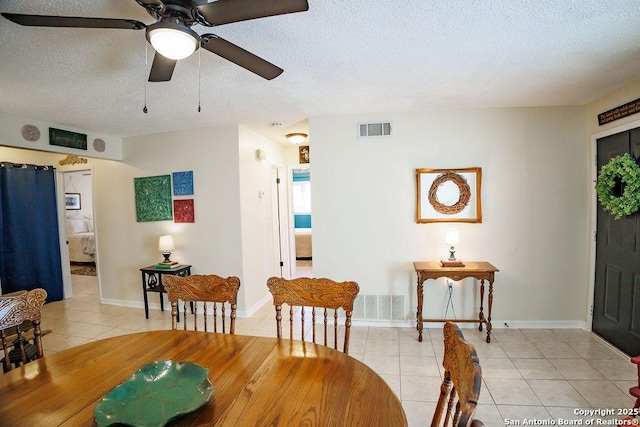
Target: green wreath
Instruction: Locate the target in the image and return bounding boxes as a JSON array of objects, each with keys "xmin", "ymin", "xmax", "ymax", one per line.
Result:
[{"xmin": 596, "ymin": 153, "xmax": 640, "ymax": 219}]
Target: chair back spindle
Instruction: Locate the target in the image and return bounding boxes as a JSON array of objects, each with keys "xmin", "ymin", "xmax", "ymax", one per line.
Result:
[
  {"xmin": 164, "ymin": 275, "xmax": 240, "ymax": 334},
  {"xmin": 266, "ymin": 276, "xmax": 359, "ymax": 354}
]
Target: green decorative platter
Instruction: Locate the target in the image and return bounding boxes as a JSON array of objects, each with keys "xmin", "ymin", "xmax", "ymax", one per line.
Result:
[{"xmin": 94, "ymin": 360, "xmax": 213, "ymax": 427}]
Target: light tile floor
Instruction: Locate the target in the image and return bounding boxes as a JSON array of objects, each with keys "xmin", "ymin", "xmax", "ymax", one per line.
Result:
[{"xmin": 42, "ymin": 275, "xmax": 638, "ymax": 427}]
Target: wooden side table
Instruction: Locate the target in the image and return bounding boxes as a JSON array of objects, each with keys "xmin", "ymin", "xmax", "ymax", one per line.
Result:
[
  {"xmin": 140, "ymin": 265, "xmax": 191, "ymax": 319},
  {"xmin": 413, "ymin": 261, "xmax": 499, "ymax": 343}
]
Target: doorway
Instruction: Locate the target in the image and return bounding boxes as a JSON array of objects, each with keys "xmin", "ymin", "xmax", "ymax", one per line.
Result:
[
  {"xmin": 271, "ymin": 165, "xmax": 290, "ymax": 278},
  {"xmin": 62, "ymin": 170, "xmax": 97, "ymax": 281},
  {"xmin": 292, "ymin": 167, "xmax": 312, "ymax": 277},
  {"xmin": 592, "ymin": 127, "xmax": 640, "ymax": 356}
]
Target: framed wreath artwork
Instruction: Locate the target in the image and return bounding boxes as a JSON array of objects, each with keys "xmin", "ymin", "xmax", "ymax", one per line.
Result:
[{"xmin": 416, "ymin": 167, "xmax": 482, "ymax": 223}]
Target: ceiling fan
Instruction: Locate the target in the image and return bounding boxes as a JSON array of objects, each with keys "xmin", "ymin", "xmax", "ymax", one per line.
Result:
[{"xmin": 1, "ymin": 0, "xmax": 309, "ymax": 82}]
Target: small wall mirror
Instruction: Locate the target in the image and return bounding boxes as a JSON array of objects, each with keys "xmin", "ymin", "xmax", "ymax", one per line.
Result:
[{"xmin": 415, "ymin": 167, "xmax": 482, "ymax": 223}]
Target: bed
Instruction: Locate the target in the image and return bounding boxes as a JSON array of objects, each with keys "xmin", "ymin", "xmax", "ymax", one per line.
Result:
[
  {"xmin": 66, "ymin": 217, "xmax": 95, "ymax": 262},
  {"xmin": 295, "ymin": 228, "xmax": 312, "ymax": 260}
]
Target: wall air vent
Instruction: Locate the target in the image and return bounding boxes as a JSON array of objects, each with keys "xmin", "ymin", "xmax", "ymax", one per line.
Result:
[
  {"xmin": 358, "ymin": 121, "xmax": 392, "ymax": 138},
  {"xmin": 352, "ymin": 294, "xmax": 405, "ymax": 321}
]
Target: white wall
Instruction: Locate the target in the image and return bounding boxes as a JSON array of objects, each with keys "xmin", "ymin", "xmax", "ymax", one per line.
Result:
[
  {"xmin": 116, "ymin": 125, "xmax": 292, "ymax": 313},
  {"xmin": 9, "ymin": 95, "xmax": 630, "ymax": 328},
  {"xmin": 238, "ymin": 125, "xmax": 291, "ymax": 313},
  {"xmin": 0, "ymin": 146, "xmax": 66, "ymax": 168},
  {"xmin": 310, "ymin": 106, "xmax": 589, "ymax": 327},
  {"xmin": 63, "ymin": 170, "xmax": 94, "ymax": 221},
  {"xmin": 1, "ymin": 123, "xmax": 293, "ymax": 315},
  {"xmin": 0, "ymin": 111, "xmax": 122, "ymax": 160},
  {"xmin": 105, "ymin": 125, "xmax": 245, "ymax": 308}
]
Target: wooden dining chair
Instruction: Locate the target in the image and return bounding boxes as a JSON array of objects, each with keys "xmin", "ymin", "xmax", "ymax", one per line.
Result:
[
  {"xmin": 432, "ymin": 322, "xmax": 485, "ymax": 427},
  {"xmin": 266, "ymin": 276, "xmax": 360, "ymax": 354},
  {"xmin": 163, "ymin": 274, "xmax": 240, "ymax": 333},
  {"xmin": 0, "ymin": 288, "xmax": 47, "ymax": 373}
]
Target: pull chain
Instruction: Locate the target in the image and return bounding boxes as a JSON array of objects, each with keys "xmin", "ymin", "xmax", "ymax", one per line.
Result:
[
  {"xmin": 197, "ymin": 46, "xmax": 201, "ymax": 112},
  {"xmin": 143, "ymin": 41, "xmax": 148, "ymax": 114}
]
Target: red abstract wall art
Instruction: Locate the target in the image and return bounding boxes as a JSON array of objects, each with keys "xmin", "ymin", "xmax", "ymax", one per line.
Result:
[{"xmin": 173, "ymin": 199, "xmax": 195, "ymax": 223}]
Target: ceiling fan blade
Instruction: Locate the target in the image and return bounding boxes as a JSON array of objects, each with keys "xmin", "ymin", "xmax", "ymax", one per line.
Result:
[
  {"xmin": 148, "ymin": 52, "xmax": 177, "ymax": 82},
  {"xmin": 134, "ymin": 0, "xmax": 166, "ymax": 19},
  {"xmin": 1, "ymin": 13, "xmax": 146, "ymax": 30},
  {"xmin": 201, "ymin": 34, "xmax": 283, "ymax": 80},
  {"xmin": 134, "ymin": 0, "xmax": 165, "ymax": 9},
  {"xmin": 197, "ymin": 0, "xmax": 308, "ymax": 26}
]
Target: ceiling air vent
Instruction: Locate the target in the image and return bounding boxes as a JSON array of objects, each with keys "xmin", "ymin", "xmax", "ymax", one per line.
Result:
[{"xmin": 358, "ymin": 121, "xmax": 391, "ymax": 138}]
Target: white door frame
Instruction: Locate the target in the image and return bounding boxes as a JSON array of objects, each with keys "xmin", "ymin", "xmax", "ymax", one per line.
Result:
[
  {"xmin": 271, "ymin": 164, "xmax": 292, "ymax": 278},
  {"xmin": 55, "ymin": 171, "xmax": 73, "ymax": 298},
  {"xmin": 58, "ymin": 167, "xmax": 100, "ymax": 298}
]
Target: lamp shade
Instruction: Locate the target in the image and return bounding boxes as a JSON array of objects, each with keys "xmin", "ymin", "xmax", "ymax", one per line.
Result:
[
  {"xmin": 158, "ymin": 235, "xmax": 175, "ymax": 252},
  {"xmin": 147, "ymin": 23, "xmax": 199, "ymax": 60},
  {"xmin": 445, "ymin": 228, "xmax": 460, "ymax": 246}
]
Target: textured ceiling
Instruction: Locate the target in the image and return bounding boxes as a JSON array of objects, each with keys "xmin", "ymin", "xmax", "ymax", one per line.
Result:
[{"xmin": 1, "ymin": 0, "xmax": 640, "ymax": 143}]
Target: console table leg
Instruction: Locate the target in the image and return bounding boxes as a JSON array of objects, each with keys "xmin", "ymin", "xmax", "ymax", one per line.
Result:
[
  {"xmin": 486, "ymin": 281, "xmax": 493, "ymax": 343},
  {"xmin": 142, "ymin": 272, "xmax": 150, "ymax": 319},
  {"xmin": 417, "ymin": 279, "xmax": 424, "ymax": 342},
  {"xmin": 478, "ymin": 279, "xmax": 485, "ymax": 332}
]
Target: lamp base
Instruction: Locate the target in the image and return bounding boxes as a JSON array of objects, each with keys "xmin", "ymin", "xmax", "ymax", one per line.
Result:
[
  {"xmin": 159, "ymin": 252, "xmax": 177, "ymax": 266},
  {"xmin": 448, "ymin": 246, "xmax": 457, "ymax": 262}
]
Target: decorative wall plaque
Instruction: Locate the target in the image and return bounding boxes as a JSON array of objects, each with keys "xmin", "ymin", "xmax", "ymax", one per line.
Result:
[
  {"xmin": 21, "ymin": 124, "xmax": 40, "ymax": 142},
  {"xmin": 598, "ymin": 97, "xmax": 640, "ymax": 125},
  {"xmin": 172, "ymin": 171, "xmax": 194, "ymax": 196},
  {"xmin": 134, "ymin": 175, "xmax": 172, "ymax": 222},
  {"xmin": 59, "ymin": 155, "xmax": 88, "ymax": 166},
  {"xmin": 93, "ymin": 138, "xmax": 106, "ymax": 152},
  {"xmin": 49, "ymin": 128, "xmax": 87, "ymax": 150},
  {"xmin": 174, "ymin": 199, "xmax": 195, "ymax": 223}
]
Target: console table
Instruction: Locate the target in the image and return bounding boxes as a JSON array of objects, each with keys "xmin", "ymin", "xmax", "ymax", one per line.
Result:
[
  {"xmin": 140, "ymin": 264, "xmax": 191, "ymax": 319},
  {"xmin": 413, "ymin": 261, "xmax": 499, "ymax": 343}
]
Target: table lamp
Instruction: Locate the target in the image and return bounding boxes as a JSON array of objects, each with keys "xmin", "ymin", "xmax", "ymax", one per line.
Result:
[
  {"xmin": 158, "ymin": 235, "xmax": 175, "ymax": 264},
  {"xmin": 445, "ymin": 228, "xmax": 460, "ymax": 262}
]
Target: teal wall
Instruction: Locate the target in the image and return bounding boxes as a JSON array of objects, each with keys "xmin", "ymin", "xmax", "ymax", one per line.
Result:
[
  {"xmin": 293, "ymin": 171, "xmax": 311, "ymax": 229},
  {"xmin": 294, "ymin": 215, "xmax": 311, "ymax": 228}
]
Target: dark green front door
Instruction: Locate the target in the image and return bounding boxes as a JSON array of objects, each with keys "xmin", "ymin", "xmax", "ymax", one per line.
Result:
[{"xmin": 593, "ymin": 127, "xmax": 640, "ymax": 356}]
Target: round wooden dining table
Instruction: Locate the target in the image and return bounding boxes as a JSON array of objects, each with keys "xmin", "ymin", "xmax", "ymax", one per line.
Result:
[{"xmin": 0, "ymin": 330, "xmax": 407, "ymax": 426}]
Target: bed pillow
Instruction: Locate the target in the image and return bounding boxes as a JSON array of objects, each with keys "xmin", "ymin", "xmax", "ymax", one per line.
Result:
[
  {"xmin": 85, "ymin": 220, "xmax": 94, "ymax": 232},
  {"xmin": 67, "ymin": 218, "xmax": 88, "ymax": 234}
]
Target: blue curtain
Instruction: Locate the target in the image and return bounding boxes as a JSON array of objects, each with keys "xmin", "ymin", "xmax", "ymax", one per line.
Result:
[{"xmin": 0, "ymin": 162, "xmax": 64, "ymax": 302}]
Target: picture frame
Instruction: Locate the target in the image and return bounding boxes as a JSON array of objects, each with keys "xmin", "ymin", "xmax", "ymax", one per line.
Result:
[
  {"xmin": 49, "ymin": 128, "xmax": 87, "ymax": 150},
  {"xmin": 134, "ymin": 175, "xmax": 173, "ymax": 222},
  {"xmin": 299, "ymin": 146, "xmax": 310, "ymax": 164},
  {"xmin": 172, "ymin": 171, "xmax": 194, "ymax": 196},
  {"xmin": 65, "ymin": 193, "xmax": 81, "ymax": 210},
  {"xmin": 416, "ymin": 167, "xmax": 482, "ymax": 223}
]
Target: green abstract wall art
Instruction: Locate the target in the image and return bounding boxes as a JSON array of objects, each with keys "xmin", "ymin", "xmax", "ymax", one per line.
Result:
[{"xmin": 134, "ymin": 175, "xmax": 173, "ymax": 222}]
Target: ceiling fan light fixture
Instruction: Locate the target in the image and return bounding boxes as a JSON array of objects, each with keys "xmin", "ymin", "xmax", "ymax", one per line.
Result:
[
  {"xmin": 286, "ymin": 133, "xmax": 308, "ymax": 144},
  {"xmin": 147, "ymin": 23, "xmax": 199, "ymax": 60}
]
